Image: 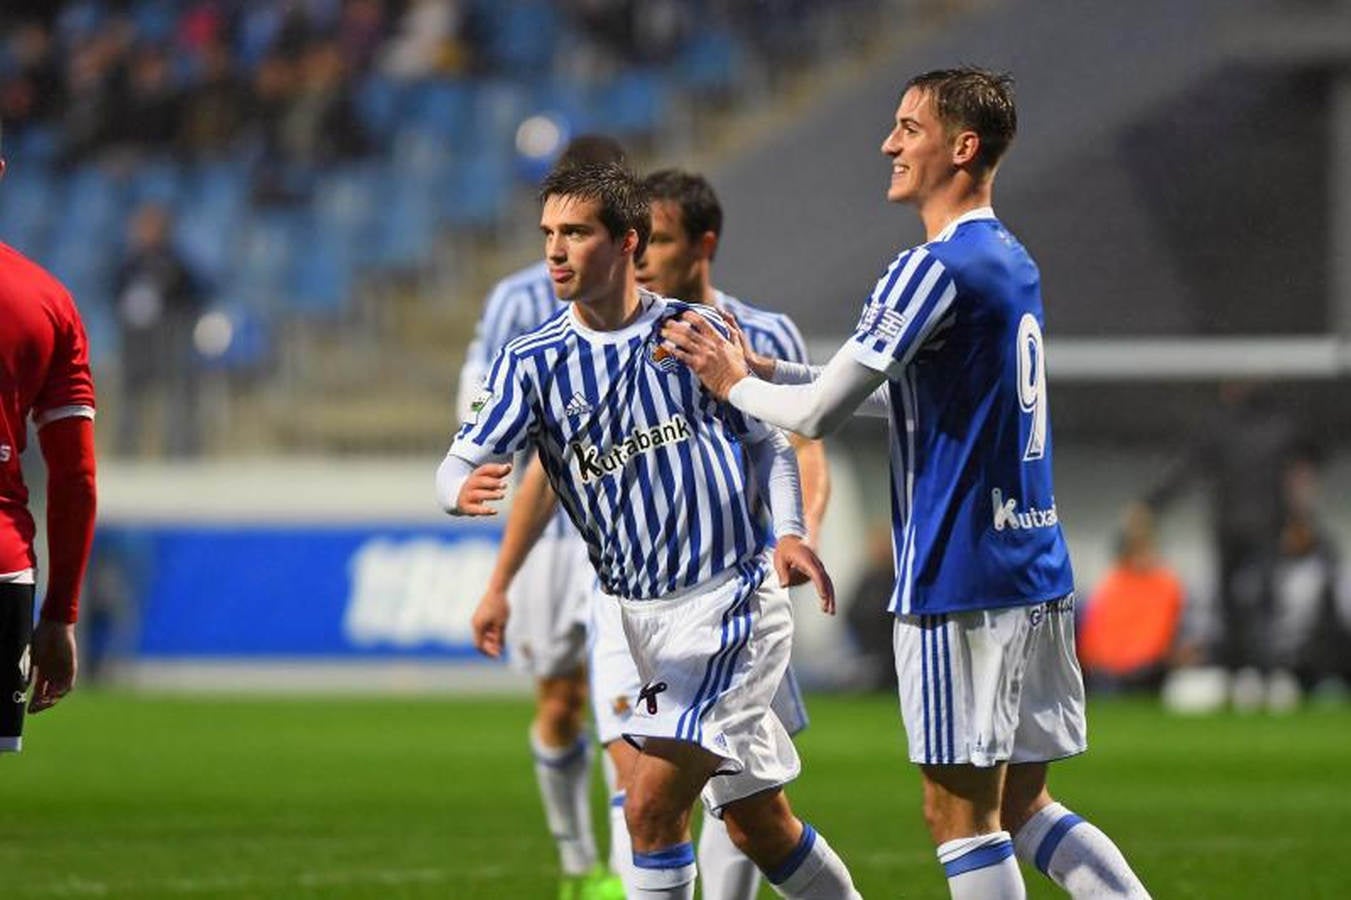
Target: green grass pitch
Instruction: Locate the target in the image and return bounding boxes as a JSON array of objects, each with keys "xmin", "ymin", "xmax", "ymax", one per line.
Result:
[{"xmin": 2, "ymin": 692, "xmax": 1347, "ymax": 898}]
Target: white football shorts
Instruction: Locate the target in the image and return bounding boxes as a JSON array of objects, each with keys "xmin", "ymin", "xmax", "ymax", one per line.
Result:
[
  {"xmin": 894, "ymin": 595, "xmax": 1087, "ymax": 768},
  {"xmin": 589, "ymin": 581, "xmax": 808, "ymax": 747},
  {"xmin": 616, "ymin": 556, "xmax": 801, "ymax": 815},
  {"xmin": 505, "ymin": 532, "xmax": 593, "ymax": 678}
]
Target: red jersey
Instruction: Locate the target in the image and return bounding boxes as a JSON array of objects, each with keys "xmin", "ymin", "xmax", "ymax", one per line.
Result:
[{"xmin": 0, "ymin": 242, "xmax": 96, "ymax": 576}]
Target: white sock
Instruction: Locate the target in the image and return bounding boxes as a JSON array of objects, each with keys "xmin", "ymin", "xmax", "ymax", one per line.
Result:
[
  {"xmin": 1013, "ymin": 802, "xmax": 1151, "ymax": 898},
  {"xmin": 530, "ymin": 728, "xmax": 597, "ymax": 876},
  {"xmin": 937, "ymin": 831, "xmax": 1025, "ymax": 900},
  {"xmin": 765, "ymin": 823, "xmax": 862, "ymax": 899},
  {"xmin": 698, "ymin": 813, "xmax": 761, "ymax": 900},
  {"xmin": 632, "ymin": 842, "xmax": 697, "ymax": 899},
  {"xmin": 610, "ymin": 791, "xmax": 637, "ymax": 892}
]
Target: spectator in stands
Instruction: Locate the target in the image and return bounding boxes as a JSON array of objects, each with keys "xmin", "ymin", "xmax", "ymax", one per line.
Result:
[
  {"xmin": 380, "ymin": 0, "xmax": 466, "ymax": 79},
  {"xmin": 842, "ymin": 522, "xmax": 899, "ymax": 691},
  {"xmin": 1078, "ymin": 509, "xmax": 1191, "ymax": 693},
  {"xmin": 281, "ymin": 38, "xmax": 370, "ymax": 167},
  {"xmin": 109, "ymin": 44, "xmax": 182, "ymax": 160},
  {"xmin": 0, "ymin": 22, "xmax": 62, "ymax": 139},
  {"xmin": 113, "ymin": 202, "xmax": 206, "ymax": 457},
  {"xmin": 58, "ymin": 35, "xmax": 123, "ymax": 166},
  {"xmin": 337, "ymin": 0, "xmax": 389, "ymax": 74},
  {"xmin": 178, "ymin": 38, "xmax": 250, "ymax": 161}
]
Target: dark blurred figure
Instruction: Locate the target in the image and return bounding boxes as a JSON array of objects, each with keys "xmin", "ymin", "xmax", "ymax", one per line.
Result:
[
  {"xmin": 1128, "ymin": 382, "xmax": 1306, "ymax": 677},
  {"xmin": 114, "ymin": 203, "xmax": 206, "ymax": 457},
  {"xmin": 109, "ymin": 45, "xmax": 182, "ymax": 158},
  {"xmin": 843, "ymin": 523, "xmax": 898, "ymax": 691},
  {"xmin": 1078, "ymin": 508, "xmax": 1192, "ymax": 693},
  {"xmin": 177, "ymin": 39, "xmax": 249, "ymax": 161},
  {"xmin": 0, "ymin": 22, "xmax": 63, "ymax": 139},
  {"xmin": 1267, "ymin": 452, "xmax": 1346, "ymax": 699}
]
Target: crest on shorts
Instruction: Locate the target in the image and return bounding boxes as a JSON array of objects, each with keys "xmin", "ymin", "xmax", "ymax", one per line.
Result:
[
  {"xmin": 637, "ymin": 681, "xmax": 668, "ymax": 714},
  {"xmin": 611, "ymin": 696, "xmax": 631, "ymax": 718}
]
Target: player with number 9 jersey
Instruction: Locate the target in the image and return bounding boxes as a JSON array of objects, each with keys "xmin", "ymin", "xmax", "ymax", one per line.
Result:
[{"xmin": 849, "ymin": 210, "xmax": 1074, "ymax": 617}]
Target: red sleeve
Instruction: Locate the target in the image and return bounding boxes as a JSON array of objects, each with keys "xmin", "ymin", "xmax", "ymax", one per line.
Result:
[
  {"xmin": 32, "ymin": 292, "xmax": 97, "ymax": 424},
  {"xmin": 37, "ymin": 416, "xmax": 97, "ymax": 623}
]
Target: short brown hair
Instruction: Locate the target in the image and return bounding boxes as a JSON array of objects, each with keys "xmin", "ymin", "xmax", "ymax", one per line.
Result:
[
  {"xmin": 905, "ymin": 67, "xmax": 1016, "ymax": 171},
  {"xmin": 540, "ymin": 162, "xmax": 652, "ymax": 258}
]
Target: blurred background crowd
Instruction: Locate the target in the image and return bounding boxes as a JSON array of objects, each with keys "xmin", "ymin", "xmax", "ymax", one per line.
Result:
[{"xmin": 1, "ymin": 0, "xmax": 1348, "ymax": 710}]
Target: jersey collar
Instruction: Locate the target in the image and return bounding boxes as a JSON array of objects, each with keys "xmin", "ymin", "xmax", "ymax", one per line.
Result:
[
  {"xmin": 567, "ymin": 289, "xmax": 666, "ymax": 343},
  {"xmin": 933, "ymin": 206, "xmax": 997, "ymax": 242}
]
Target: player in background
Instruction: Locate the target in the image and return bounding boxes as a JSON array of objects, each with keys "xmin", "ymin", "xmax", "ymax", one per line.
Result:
[
  {"xmin": 661, "ymin": 68, "xmax": 1150, "ymax": 900},
  {"xmin": 0, "ymin": 121, "xmax": 100, "ymax": 752},
  {"xmin": 455, "ymin": 135, "xmax": 629, "ymax": 900},
  {"xmin": 472, "ymin": 169, "xmax": 831, "ymax": 900},
  {"xmin": 443, "ymin": 161, "xmax": 861, "ymax": 900}
]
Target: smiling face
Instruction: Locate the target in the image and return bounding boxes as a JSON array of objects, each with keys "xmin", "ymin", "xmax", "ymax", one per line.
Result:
[
  {"xmin": 880, "ymin": 86, "xmax": 957, "ymax": 206},
  {"xmin": 636, "ymin": 199, "xmax": 708, "ymax": 301},
  {"xmin": 540, "ymin": 193, "xmax": 633, "ymax": 305}
]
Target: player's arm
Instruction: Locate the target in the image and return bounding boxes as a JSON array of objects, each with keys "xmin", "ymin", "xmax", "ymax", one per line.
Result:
[
  {"xmin": 438, "ymin": 346, "xmax": 535, "ymax": 516},
  {"xmin": 30, "ymin": 415, "xmax": 97, "ymax": 713},
  {"xmin": 471, "ymin": 455, "xmax": 559, "ymax": 658},
  {"xmin": 742, "ymin": 425, "xmax": 835, "ymax": 613},
  {"xmin": 790, "ymin": 434, "xmax": 830, "ymax": 549}
]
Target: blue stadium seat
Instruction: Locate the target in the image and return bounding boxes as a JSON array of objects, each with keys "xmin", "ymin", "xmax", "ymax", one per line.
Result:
[
  {"xmin": 54, "ymin": 165, "xmax": 126, "ymax": 244},
  {"xmin": 0, "ymin": 168, "xmax": 57, "ymax": 258},
  {"xmin": 288, "ymin": 232, "xmax": 354, "ymax": 316},
  {"xmin": 470, "ymin": 80, "xmax": 531, "ymax": 157},
  {"xmin": 371, "ymin": 172, "xmax": 439, "ymax": 270},
  {"xmin": 232, "ymin": 209, "xmax": 301, "ymax": 311},
  {"xmin": 128, "ymin": 159, "xmax": 186, "ymax": 209},
  {"xmin": 353, "ymin": 73, "xmax": 410, "ymax": 147},
  {"xmin": 405, "ymin": 79, "xmax": 475, "ymax": 146},
  {"xmin": 313, "ymin": 163, "xmax": 381, "ymax": 255},
  {"xmin": 481, "ymin": 1, "xmax": 560, "ymax": 76},
  {"xmin": 677, "ymin": 31, "xmax": 745, "ymax": 96},
  {"xmin": 443, "ymin": 151, "xmax": 511, "ymax": 231},
  {"xmin": 595, "ymin": 69, "xmax": 670, "ymax": 138}
]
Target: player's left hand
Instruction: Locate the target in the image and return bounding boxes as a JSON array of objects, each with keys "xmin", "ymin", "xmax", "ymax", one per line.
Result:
[
  {"xmin": 471, "ymin": 588, "xmax": 511, "ymax": 658},
  {"xmin": 773, "ymin": 535, "xmax": 836, "ymax": 615},
  {"xmin": 28, "ymin": 618, "xmax": 77, "ymax": 714},
  {"xmin": 660, "ymin": 312, "xmax": 749, "ymax": 401}
]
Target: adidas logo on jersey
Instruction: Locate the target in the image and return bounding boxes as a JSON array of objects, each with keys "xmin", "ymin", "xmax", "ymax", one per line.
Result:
[
  {"xmin": 563, "ymin": 393, "xmax": 593, "ymax": 418},
  {"xmin": 992, "ymin": 488, "xmax": 1059, "ymax": 532},
  {"xmin": 572, "ymin": 415, "xmax": 692, "ymax": 484}
]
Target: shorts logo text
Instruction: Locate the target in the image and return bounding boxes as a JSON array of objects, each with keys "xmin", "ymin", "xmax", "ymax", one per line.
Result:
[{"xmin": 637, "ymin": 681, "xmax": 668, "ymax": 714}]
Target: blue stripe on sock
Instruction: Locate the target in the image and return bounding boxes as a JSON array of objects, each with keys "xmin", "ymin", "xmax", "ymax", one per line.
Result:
[
  {"xmin": 634, "ymin": 842, "xmax": 695, "ymax": 870},
  {"xmin": 1035, "ymin": 813, "xmax": 1085, "ymax": 875},
  {"xmin": 943, "ymin": 839, "xmax": 1014, "ymax": 878},
  {"xmin": 610, "ymin": 792, "xmax": 626, "ymax": 808},
  {"xmin": 532, "ymin": 735, "xmax": 588, "ymax": 769},
  {"xmin": 766, "ymin": 823, "xmax": 818, "ymax": 885}
]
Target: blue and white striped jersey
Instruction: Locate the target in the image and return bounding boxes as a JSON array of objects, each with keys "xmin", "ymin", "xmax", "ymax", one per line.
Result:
[
  {"xmin": 452, "ymin": 291, "xmax": 775, "ymax": 600},
  {"xmin": 461, "ymin": 261, "xmax": 562, "ymax": 379},
  {"xmin": 458, "ymin": 260, "xmax": 572, "ymax": 538},
  {"xmin": 716, "ymin": 291, "xmax": 811, "ymax": 367},
  {"xmin": 847, "ymin": 208, "xmax": 1075, "ymax": 616}
]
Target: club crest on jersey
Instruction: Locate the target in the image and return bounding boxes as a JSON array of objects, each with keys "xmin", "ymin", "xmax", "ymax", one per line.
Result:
[
  {"xmin": 648, "ymin": 339, "xmax": 681, "ymax": 373},
  {"xmin": 571, "ymin": 415, "xmax": 692, "ymax": 483}
]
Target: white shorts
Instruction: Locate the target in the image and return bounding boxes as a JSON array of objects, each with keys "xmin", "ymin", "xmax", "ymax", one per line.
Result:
[
  {"xmin": 589, "ymin": 583, "xmax": 809, "ymax": 747},
  {"xmin": 505, "ymin": 533, "xmax": 593, "ymax": 678},
  {"xmin": 894, "ymin": 595, "xmax": 1087, "ymax": 768},
  {"xmin": 616, "ymin": 557, "xmax": 801, "ymax": 815}
]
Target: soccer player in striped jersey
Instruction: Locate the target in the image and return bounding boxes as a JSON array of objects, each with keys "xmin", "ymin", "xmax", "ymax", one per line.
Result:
[
  {"xmin": 456, "ymin": 137, "xmax": 629, "ymax": 900},
  {"xmin": 470, "ymin": 167, "xmax": 831, "ymax": 899},
  {"xmin": 662, "ymin": 68, "xmax": 1151, "ymax": 900},
  {"xmin": 0, "ymin": 126, "xmax": 100, "ymax": 752},
  {"xmin": 440, "ymin": 162, "xmax": 862, "ymax": 900},
  {"xmin": 637, "ymin": 168, "xmax": 826, "ymax": 900}
]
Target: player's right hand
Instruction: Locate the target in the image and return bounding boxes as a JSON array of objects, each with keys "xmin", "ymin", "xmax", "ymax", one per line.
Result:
[
  {"xmin": 773, "ymin": 535, "xmax": 836, "ymax": 615},
  {"xmin": 457, "ymin": 462, "xmax": 513, "ymax": 515},
  {"xmin": 471, "ymin": 588, "xmax": 511, "ymax": 658},
  {"xmin": 718, "ymin": 311, "xmax": 776, "ymax": 381}
]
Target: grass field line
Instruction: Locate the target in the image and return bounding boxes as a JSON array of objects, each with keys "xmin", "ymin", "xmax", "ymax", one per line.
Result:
[{"xmin": 15, "ymin": 863, "xmax": 529, "ymax": 897}]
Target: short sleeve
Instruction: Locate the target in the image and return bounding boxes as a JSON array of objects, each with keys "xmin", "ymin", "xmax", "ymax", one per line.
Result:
[
  {"xmin": 847, "ymin": 247, "xmax": 957, "ymax": 378},
  {"xmin": 449, "ymin": 346, "xmax": 537, "ymax": 464},
  {"xmin": 33, "ymin": 294, "xmax": 96, "ymax": 427}
]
